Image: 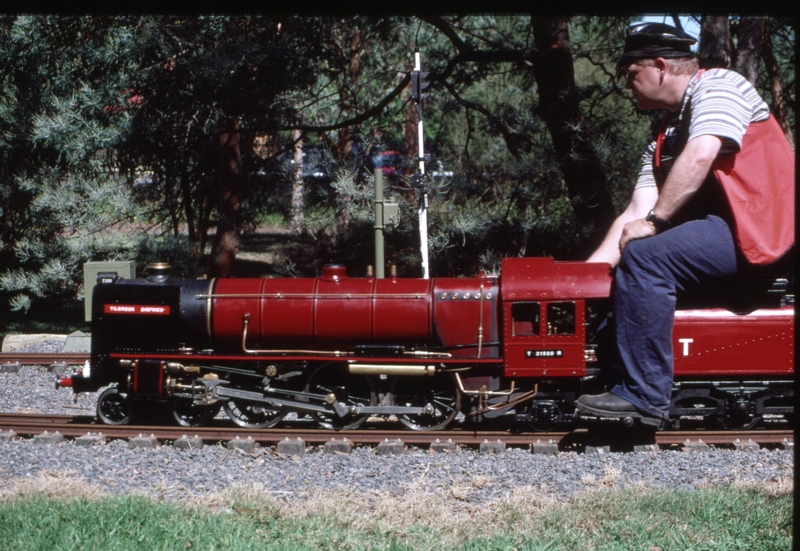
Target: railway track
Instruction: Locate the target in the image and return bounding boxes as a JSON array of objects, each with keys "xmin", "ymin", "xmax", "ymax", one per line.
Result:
[
  {"xmin": 0, "ymin": 352, "xmax": 89, "ymax": 367},
  {"xmin": 1, "ymin": 354, "xmax": 794, "ymax": 451},
  {"xmin": 0, "ymin": 412, "xmax": 793, "ymax": 450}
]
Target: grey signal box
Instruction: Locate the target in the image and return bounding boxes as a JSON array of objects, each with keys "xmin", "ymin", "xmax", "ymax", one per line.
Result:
[{"xmin": 83, "ymin": 261, "xmax": 136, "ymax": 322}]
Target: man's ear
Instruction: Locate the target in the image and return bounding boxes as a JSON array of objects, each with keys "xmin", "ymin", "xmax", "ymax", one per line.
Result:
[{"xmin": 654, "ymin": 58, "xmax": 669, "ymax": 82}]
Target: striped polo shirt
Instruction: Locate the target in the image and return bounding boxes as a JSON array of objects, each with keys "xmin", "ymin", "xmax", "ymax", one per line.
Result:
[{"xmin": 634, "ymin": 68, "xmax": 771, "ymax": 190}]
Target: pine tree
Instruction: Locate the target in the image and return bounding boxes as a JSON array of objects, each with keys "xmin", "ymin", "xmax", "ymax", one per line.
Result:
[
  {"xmin": 0, "ymin": 16, "xmax": 147, "ymax": 311},
  {"xmin": 0, "ymin": 15, "xmax": 792, "ymax": 314}
]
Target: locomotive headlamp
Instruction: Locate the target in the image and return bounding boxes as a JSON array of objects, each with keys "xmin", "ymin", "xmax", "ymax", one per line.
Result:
[{"xmin": 96, "ymin": 272, "xmax": 119, "ymax": 285}]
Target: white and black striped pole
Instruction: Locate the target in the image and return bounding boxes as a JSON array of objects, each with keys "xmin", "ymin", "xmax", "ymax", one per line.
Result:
[{"xmin": 410, "ymin": 50, "xmax": 431, "ymax": 279}]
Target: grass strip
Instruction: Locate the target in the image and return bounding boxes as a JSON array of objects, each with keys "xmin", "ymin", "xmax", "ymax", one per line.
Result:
[{"xmin": 0, "ymin": 483, "xmax": 791, "ymax": 551}]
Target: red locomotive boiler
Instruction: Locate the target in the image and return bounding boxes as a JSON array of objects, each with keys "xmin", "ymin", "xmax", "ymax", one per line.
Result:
[{"xmin": 58, "ymin": 258, "xmax": 794, "ymax": 431}]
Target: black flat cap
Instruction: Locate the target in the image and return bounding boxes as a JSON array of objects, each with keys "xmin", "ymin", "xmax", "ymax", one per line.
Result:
[{"xmin": 618, "ymin": 22, "xmax": 697, "ymax": 67}]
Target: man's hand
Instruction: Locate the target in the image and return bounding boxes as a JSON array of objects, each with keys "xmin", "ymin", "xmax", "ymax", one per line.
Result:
[{"xmin": 619, "ymin": 218, "xmax": 657, "ymax": 253}]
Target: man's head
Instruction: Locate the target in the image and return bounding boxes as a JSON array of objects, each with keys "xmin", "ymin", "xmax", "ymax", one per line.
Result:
[{"xmin": 619, "ymin": 23, "xmax": 698, "ymax": 111}]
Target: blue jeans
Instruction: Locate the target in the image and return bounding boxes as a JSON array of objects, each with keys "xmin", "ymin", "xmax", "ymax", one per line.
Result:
[{"xmin": 610, "ymin": 215, "xmax": 738, "ymax": 418}]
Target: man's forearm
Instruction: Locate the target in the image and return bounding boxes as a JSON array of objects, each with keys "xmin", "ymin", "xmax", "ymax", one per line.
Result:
[
  {"xmin": 588, "ymin": 186, "xmax": 658, "ymax": 267},
  {"xmin": 618, "ymin": 135, "xmax": 723, "ymax": 252},
  {"xmin": 650, "ymin": 134, "xmax": 722, "ymax": 221},
  {"xmin": 588, "ymin": 214, "xmax": 634, "ymax": 267}
]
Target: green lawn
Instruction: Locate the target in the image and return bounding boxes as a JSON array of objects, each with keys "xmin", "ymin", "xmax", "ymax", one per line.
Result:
[{"xmin": 0, "ymin": 484, "xmax": 792, "ymax": 551}]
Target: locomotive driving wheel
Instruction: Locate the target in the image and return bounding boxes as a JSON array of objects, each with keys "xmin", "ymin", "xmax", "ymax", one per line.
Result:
[
  {"xmin": 96, "ymin": 387, "xmax": 133, "ymax": 425},
  {"xmin": 171, "ymin": 398, "xmax": 221, "ymax": 427},
  {"xmin": 392, "ymin": 372, "xmax": 461, "ymax": 431},
  {"xmin": 305, "ymin": 363, "xmax": 374, "ymax": 430},
  {"xmin": 224, "ymin": 399, "xmax": 286, "ymax": 429}
]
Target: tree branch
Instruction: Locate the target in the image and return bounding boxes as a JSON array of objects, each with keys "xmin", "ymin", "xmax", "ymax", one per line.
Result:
[
  {"xmin": 239, "ymin": 72, "xmax": 411, "ymax": 136},
  {"xmin": 437, "ymin": 78, "xmax": 521, "ymax": 161},
  {"xmin": 420, "ymin": 15, "xmax": 536, "ymax": 82},
  {"xmin": 237, "ymin": 16, "xmax": 535, "ymax": 141}
]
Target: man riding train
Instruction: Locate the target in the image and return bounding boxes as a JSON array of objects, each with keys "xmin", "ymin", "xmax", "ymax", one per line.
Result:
[{"xmin": 576, "ymin": 22, "xmax": 795, "ymax": 425}]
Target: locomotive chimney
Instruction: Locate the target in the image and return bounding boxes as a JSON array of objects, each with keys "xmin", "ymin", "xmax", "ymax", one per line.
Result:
[{"xmin": 144, "ymin": 262, "xmax": 172, "ymax": 283}]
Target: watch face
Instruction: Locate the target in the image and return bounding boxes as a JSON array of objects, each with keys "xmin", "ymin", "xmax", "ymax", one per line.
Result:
[{"xmin": 647, "ymin": 210, "xmax": 667, "ymax": 229}]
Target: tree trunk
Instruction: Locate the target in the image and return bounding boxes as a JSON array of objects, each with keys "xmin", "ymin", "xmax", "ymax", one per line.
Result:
[
  {"xmin": 762, "ymin": 33, "xmax": 795, "ymax": 151},
  {"xmin": 699, "ymin": 16, "xmax": 733, "ymax": 69},
  {"xmin": 180, "ymin": 162, "xmax": 201, "ymax": 260},
  {"xmin": 734, "ymin": 16, "xmax": 764, "ymax": 86},
  {"xmin": 207, "ymin": 118, "xmax": 242, "ymax": 278},
  {"xmin": 335, "ymin": 27, "xmax": 363, "ymax": 159},
  {"xmin": 402, "ymin": 81, "xmax": 418, "ymax": 175},
  {"xmin": 291, "ymin": 128, "xmax": 305, "ymax": 232},
  {"xmin": 530, "ymin": 16, "xmax": 615, "ymax": 259}
]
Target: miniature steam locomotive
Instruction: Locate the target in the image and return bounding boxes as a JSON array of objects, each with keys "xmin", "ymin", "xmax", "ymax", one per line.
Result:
[{"xmin": 58, "ymin": 259, "xmax": 794, "ymax": 431}]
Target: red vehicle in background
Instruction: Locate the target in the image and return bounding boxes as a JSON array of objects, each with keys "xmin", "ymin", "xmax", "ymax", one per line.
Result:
[{"xmin": 367, "ymin": 149, "xmax": 405, "ymax": 177}]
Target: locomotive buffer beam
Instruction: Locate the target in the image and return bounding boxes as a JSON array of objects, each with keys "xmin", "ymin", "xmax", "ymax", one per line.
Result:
[{"xmin": 205, "ymin": 381, "xmax": 429, "ymax": 418}]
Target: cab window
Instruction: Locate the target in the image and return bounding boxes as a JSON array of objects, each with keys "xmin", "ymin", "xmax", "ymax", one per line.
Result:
[
  {"xmin": 511, "ymin": 302, "xmax": 539, "ymax": 336},
  {"xmin": 547, "ymin": 302, "xmax": 575, "ymax": 335}
]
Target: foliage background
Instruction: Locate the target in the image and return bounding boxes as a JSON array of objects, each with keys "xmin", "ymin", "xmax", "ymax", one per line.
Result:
[{"xmin": 0, "ymin": 14, "xmax": 793, "ymax": 328}]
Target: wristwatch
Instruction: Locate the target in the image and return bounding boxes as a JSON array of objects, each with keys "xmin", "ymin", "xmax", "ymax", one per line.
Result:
[{"xmin": 646, "ymin": 209, "xmax": 670, "ymax": 231}]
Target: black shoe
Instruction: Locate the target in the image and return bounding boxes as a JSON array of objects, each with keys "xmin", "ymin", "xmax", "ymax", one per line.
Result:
[
  {"xmin": 575, "ymin": 392, "xmax": 638, "ymax": 415},
  {"xmin": 575, "ymin": 392, "xmax": 665, "ymax": 428}
]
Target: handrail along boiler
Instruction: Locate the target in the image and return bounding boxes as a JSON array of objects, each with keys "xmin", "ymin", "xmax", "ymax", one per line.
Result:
[{"xmin": 58, "ymin": 258, "xmax": 794, "ymax": 430}]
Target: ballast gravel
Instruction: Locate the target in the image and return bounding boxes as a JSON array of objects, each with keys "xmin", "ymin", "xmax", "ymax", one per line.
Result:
[{"xmin": 0, "ymin": 360, "xmax": 794, "ymax": 506}]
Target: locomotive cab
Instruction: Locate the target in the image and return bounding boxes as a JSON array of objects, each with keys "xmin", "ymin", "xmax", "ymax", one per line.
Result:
[{"xmin": 500, "ymin": 257, "xmax": 612, "ymax": 378}]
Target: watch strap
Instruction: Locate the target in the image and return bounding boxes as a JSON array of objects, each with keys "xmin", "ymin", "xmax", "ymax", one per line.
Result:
[{"xmin": 646, "ymin": 209, "xmax": 670, "ymax": 230}]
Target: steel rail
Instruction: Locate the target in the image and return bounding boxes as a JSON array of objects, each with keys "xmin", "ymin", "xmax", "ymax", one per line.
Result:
[
  {"xmin": 0, "ymin": 413, "xmax": 792, "ymax": 448},
  {"xmin": 0, "ymin": 352, "xmax": 89, "ymax": 366}
]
